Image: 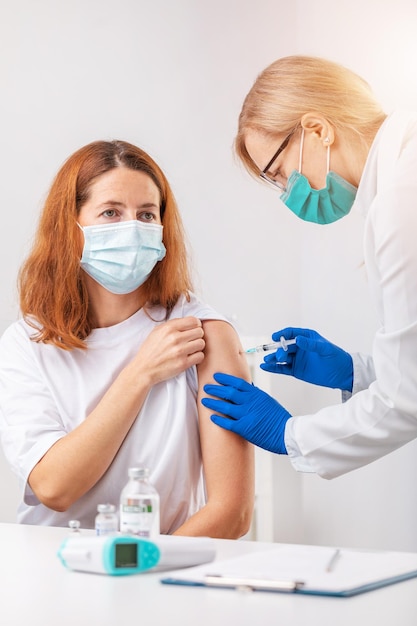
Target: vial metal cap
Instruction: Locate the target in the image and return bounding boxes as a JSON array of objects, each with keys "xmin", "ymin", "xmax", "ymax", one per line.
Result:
[
  {"xmin": 128, "ymin": 467, "xmax": 150, "ymax": 478},
  {"xmin": 97, "ymin": 503, "xmax": 116, "ymax": 513}
]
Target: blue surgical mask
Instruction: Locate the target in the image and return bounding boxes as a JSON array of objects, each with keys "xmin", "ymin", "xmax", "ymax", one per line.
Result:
[
  {"xmin": 79, "ymin": 220, "xmax": 166, "ymax": 294},
  {"xmin": 280, "ymin": 130, "xmax": 357, "ymax": 225}
]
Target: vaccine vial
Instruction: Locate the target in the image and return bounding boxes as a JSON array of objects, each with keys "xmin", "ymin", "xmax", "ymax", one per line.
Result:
[
  {"xmin": 68, "ymin": 519, "xmax": 81, "ymax": 533},
  {"xmin": 95, "ymin": 503, "xmax": 118, "ymax": 536},
  {"xmin": 119, "ymin": 467, "xmax": 160, "ymax": 538}
]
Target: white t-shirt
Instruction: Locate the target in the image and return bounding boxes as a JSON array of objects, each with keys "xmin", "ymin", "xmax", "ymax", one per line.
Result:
[{"xmin": 0, "ymin": 293, "xmax": 228, "ymax": 531}]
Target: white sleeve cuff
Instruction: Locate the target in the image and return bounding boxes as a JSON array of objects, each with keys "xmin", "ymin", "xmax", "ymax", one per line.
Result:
[
  {"xmin": 284, "ymin": 418, "xmax": 315, "ymax": 473},
  {"xmin": 351, "ymin": 352, "xmax": 376, "ymax": 394}
]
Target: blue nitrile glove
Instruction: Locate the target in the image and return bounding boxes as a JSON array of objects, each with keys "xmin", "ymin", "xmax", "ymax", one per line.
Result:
[
  {"xmin": 201, "ymin": 372, "xmax": 291, "ymax": 454},
  {"xmin": 261, "ymin": 327, "xmax": 353, "ymax": 391}
]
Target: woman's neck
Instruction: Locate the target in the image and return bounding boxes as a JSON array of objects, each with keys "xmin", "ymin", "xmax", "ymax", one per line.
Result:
[{"xmin": 84, "ymin": 275, "xmax": 146, "ymax": 328}]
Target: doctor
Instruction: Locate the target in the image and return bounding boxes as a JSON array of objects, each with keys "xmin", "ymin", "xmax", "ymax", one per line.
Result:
[{"xmin": 202, "ymin": 55, "xmax": 417, "ymax": 478}]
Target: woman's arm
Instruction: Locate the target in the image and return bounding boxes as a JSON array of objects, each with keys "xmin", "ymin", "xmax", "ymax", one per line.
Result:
[
  {"xmin": 174, "ymin": 320, "xmax": 255, "ymax": 538},
  {"xmin": 28, "ymin": 317, "xmax": 205, "ymax": 511}
]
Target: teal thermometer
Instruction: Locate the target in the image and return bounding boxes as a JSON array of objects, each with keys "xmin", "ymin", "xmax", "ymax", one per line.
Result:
[{"xmin": 58, "ymin": 534, "xmax": 160, "ymax": 576}]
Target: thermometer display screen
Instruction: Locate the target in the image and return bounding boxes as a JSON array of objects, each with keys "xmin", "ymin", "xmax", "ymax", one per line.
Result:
[{"xmin": 115, "ymin": 543, "xmax": 138, "ymax": 569}]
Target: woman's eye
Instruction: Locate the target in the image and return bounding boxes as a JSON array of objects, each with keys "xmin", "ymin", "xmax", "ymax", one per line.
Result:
[
  {"xmin": 102, "ymin": 209, "xmax": 117, "ymax": 218},
  {"xmin": 139, "ymin": 212, "xmax": 156, "ymax": 222}
]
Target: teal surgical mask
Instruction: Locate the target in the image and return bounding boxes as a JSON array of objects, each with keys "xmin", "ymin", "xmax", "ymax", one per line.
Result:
[
  {"xmin": 79, "ymin": 220, "xmax": 166, "ymax": 294},
  {"xmin": 280, "ymin": 130, "xmax": 357, "ymax": 225}
]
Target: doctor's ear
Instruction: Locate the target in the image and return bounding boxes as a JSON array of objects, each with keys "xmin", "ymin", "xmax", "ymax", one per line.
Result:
[{"xmin": 300, "ymin": 113, "xmax": 335, "ymax": 146}]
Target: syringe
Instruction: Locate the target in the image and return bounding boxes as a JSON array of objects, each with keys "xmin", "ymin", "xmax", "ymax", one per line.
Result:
[{"xmin": 245, "ymin": 336, "xmax": 297, "ymax": 354}]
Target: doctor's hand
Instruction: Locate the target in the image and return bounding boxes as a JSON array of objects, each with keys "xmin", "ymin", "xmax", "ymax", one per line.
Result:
[
  {"xmin": 261, "ymin": 327, "xmax": 353, "ymax": 391},
  {"xmin": 201, "ymin": 373, "xmax": 291, "ymax": 454}
]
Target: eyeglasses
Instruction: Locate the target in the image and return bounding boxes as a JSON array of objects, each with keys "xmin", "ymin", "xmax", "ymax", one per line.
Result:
[{"xmin": 259, "ymin": 128, "xmax": 296, "ymax": 191}]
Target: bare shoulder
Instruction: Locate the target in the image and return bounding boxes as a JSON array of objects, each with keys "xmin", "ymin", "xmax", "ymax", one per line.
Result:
[
  {"xmin": 201, "ymin": 318, "xmax": 240, "ymax": 345},
  {"xmin": 198, "ymin": 319, "xmax": 250, "ymax": 381}
]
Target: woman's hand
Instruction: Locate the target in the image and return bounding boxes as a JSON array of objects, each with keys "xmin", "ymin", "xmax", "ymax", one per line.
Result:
[{"xmin": 132, "ymin": 316, "xmax": 205, "ymax": 385}]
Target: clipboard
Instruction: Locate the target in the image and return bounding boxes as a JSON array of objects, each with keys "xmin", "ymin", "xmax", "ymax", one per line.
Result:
[{"xmin": 160, "ymin": 543, "xmax": 417, "ymax": 597}]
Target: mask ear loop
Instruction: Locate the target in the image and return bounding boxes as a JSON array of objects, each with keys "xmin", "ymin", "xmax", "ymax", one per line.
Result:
[
  {"xmin": 325, "ymin": 138, "xmax": 330, "ymax": 174},
  {"xmin": 299, "ymin": 130, "xmax": 331, "ymax": 175},
  {"xmin": 298, "ymin": 129, "xmax": 305, "ymax": 173}
]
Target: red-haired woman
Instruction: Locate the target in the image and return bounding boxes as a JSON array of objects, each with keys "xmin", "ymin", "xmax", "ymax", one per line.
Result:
[{"xmin": 0, "ymin": 140, "xmax": 254, "ymax": 536}]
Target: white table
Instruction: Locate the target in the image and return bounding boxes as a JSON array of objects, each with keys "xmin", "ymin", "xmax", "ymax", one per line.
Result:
[{"xmin": 1, "ymin": 522, "xmax": 417, "ymax": 626}]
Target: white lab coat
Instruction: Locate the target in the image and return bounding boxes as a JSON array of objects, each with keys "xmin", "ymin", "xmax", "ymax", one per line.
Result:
[{"xmin": 285, "ymin": 110, "xmax": 417, "ymax": 478}]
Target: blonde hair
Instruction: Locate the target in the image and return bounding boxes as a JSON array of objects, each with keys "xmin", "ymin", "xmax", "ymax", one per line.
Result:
[{"xmin": 236, "ymin": 55, "xmax": 386, "ymax": 177}]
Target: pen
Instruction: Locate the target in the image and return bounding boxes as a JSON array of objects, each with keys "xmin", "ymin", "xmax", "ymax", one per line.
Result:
[
  {"xmin": 204, "ymin": 574, "xmax": 304, "ymax": 592},
  {"xmin": 326, "ymin": 549, "xmax": 341, "ymax": 572}
]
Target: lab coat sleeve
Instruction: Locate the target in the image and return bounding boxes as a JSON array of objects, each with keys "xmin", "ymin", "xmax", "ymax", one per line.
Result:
[
  {"xmin": 284, "ymin": 419, "xmax": 315, "ymax": 472},
  {"xmin": 288, "ymin": 170, "xmax": 417, "ymax": 478},
  {"xmin": 0, "ymin": 323, "xmax": 66, "ymax": 503},
  {"xmin": 286, "ymin": 351, "xmax": 377, "ymax": 472},
  {"xmin": 352, "ymin": 352, "xmax": 376, "ymax": 393},
  {"xmin": 341, "ymin": 352, "xmax": 376, "ymax": 402}
]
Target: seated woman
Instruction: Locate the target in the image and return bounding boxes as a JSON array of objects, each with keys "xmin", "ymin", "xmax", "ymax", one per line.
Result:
[{"xmin": 0, "ymin": 140, "xmax": 254, "ymax": 536}]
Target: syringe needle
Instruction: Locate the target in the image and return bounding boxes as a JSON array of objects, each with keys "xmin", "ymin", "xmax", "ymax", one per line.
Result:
[{"xmin": 245, "ymin": 337, "xmax": 296, "ymax": 354}]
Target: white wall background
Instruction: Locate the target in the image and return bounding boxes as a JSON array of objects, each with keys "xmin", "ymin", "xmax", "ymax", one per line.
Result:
[{"xmin": 1, "ymin": 0, "xmax": 417, "ymax": 551}]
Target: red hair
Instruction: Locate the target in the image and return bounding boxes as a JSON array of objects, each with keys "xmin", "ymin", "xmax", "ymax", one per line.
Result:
[{"xmin": 19, "ymin": 140, "xmax": 192, "ymax": 350}]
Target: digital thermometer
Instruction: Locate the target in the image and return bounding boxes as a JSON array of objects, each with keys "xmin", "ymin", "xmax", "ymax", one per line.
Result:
[
  {"xmin": 58, "ymin": 535, "xmax": 160, "ymax": 576},
  {"xmin": 152, "ymin": 535, "xmax": 216, "ymax": 571}
]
